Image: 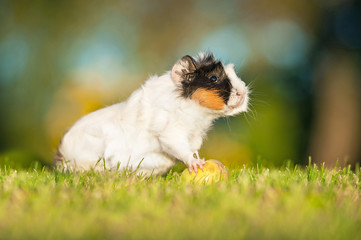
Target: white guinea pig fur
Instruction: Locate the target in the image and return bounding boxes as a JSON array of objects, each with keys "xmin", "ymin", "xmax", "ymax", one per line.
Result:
[{"xmin": 56, "ymin": 53, "xmax": 249, "ymax": 175}]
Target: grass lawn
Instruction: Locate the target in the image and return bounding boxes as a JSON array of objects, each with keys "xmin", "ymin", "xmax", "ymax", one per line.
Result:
[{"xmin": 0, "ymin": 163, "xmax": 360, "ymax": 239}]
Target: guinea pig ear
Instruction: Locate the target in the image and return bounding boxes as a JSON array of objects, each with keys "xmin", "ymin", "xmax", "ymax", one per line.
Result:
[{"xmin": 171, "ymin": 55, "xmax": 197, "ymax": 84}]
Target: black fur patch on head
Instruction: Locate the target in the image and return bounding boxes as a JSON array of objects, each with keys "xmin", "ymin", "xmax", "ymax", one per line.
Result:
[{"xmin": 179, "ymin": 53, "xmax": 232, "ymax": 104}]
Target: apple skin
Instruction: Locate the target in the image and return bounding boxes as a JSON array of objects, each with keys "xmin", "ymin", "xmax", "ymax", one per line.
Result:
[{"xmin": 181, "ymin": 159, "xmax": 229, "ymax": 184}]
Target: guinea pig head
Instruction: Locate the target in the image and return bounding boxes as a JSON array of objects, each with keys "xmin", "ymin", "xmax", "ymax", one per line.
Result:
[{"xmin": 171, "ymin": 53, "xmax": 249, "ymax": 116}]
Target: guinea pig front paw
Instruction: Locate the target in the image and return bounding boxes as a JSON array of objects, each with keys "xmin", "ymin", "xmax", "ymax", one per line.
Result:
[{"xmin": 187, "ymin": 157, "xmax": 206, "ymax": 173}]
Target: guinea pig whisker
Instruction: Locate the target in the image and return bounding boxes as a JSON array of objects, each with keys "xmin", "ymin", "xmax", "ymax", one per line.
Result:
[
  {"xmin": 225, "ymin": 116, "xmax": 232, "ymax": 132},
  {"xmin": 247, "ymin": 104, "xmax": 258, "ymax": 121},
  {"xmin": 246, "ymin": 80, "xmax": 255, "ymax": 90},
  {"xmin": 243, "ymin": 112, "xmax": 252, "ymax": 126},
  {"xmin": 250, "ymin": 98, "xmax": 269, "ymax": 107}
]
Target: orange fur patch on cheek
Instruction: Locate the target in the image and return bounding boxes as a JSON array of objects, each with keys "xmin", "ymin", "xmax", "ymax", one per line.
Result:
[{"xmin": 191, "ymin": 88, "xmax": 225, "ymax": 110}]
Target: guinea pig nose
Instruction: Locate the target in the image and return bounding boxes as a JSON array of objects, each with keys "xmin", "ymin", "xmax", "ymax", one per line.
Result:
[{"xmin": 236, "ymin": 91, "xmax": 242, "ymax": 97}]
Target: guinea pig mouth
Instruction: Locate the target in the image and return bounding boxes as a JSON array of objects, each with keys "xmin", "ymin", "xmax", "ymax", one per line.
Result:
[{"xmin": 228, "ymin": 98, "xmax": 243, "ymax": 110}]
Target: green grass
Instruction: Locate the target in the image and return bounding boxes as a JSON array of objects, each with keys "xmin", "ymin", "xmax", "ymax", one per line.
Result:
[{"xmin": 0, "ymin": 164, "xmax": 360, "ymax": 240}]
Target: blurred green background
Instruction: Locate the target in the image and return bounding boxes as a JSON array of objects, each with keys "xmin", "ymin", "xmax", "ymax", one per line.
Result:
[{"xmin": 0, "ymin": 0, "xmax": 360, "ymax": 169}]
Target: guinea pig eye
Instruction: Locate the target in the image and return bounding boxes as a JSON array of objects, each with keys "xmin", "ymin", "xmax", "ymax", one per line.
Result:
[{"xmin": 210, "ymin": 76, "xmax": 217, "ymax": 81}]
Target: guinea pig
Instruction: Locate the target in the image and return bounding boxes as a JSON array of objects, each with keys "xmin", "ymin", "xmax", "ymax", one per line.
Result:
[{"xmin": 55, "ymin": 53, "xmax": 249, "ymax": 175}]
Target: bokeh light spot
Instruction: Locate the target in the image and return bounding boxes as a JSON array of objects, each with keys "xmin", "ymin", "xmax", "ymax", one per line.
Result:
[
  {"xmin": 259, "ymin": 20, "xmax": 311, "ymax": 68},
  {"xmin": 199, "ymin": 25, "xmax": 250, "ymax": 67},
  {"xmin": 67, "ymin": 36, "xmax": 126, "ymax": 84},
  {"xmin": 0, "ymin": 33, "xmax": 29, "ymax": 85}
]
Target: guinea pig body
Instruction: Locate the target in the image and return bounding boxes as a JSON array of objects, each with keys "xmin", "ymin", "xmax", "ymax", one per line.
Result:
[{"xmin": 56, "ymin": 53, "xmax": 249, "ymax": 175}]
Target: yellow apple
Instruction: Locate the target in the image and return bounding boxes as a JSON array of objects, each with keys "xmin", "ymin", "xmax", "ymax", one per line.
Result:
[{"xmin": 181, "ymin": 159, "xmax": 229, "ymax": 184}]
